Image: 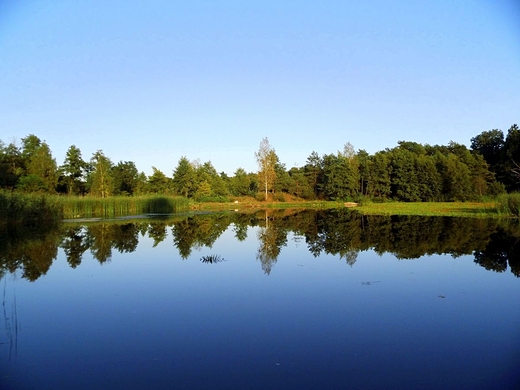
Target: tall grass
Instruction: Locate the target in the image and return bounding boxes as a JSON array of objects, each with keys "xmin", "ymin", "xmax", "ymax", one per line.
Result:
[
  {"xmin": 0, "ymin": 190, "xmax": 63, "ymax": 226},
  {"xmin": 496, "ymin": 193, "xmax": 520, "ymax": 217},
  {"xmin": 0, "ymin": 192, "xmax": 191, "ymax": 224},
  {"xmin": 60, "ymin": 195, "xmax": 190, "ymax": 219}
]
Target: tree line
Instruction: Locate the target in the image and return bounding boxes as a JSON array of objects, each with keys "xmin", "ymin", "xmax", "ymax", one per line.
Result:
[{"xmin": 0, "ymin": 123, "xmax": 518, "ymax": 201}]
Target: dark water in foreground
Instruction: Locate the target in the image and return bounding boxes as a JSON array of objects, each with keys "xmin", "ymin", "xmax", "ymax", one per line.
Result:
[{"xmin": 1, "ymin": 209, "xmax": 519, "ymax": 389}]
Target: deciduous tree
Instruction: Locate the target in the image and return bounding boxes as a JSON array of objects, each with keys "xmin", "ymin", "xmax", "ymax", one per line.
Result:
[
  {"xmin": 61, "ymin": 145, "xmax": 86, "ymax": 195},
  {"xmin": 89, "ymin": 150, "xmax": 114, "ymax": 198},
  {"xmin": 255, "ymin": 138, "xmax": 277, "ymax": 200}
]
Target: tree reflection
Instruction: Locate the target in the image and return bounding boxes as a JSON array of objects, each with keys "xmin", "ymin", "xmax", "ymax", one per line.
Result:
[
  {"xmin": 256, "ymin": 211, "xmax": 288, "ymax": 275},
  {"xmin": 61, "ymin": 226, "xmax": 89, "ymax": 268},
  {"xmin": 148, "ymin": 222, "xmax": 168, "ymax": 247},
  {"xmin": 171, "ymin": 214, "xmax": 232, "ymax": 259},
  {"xmin": 1, "ymin": 210, "xmax": 520, "ymax": 280},
  {"xmin": 0, "ymin": 226, "xmax": 61, "ymax": 281},
  {"xmin": 474, "ymin": 227, "xmax": 520, "ymax": 277}
]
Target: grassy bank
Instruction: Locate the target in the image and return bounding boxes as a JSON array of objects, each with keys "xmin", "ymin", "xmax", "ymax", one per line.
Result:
[
  {"xmin": 355, "ymin": 201, "xmax": 499, "ymax": 218},
  {"xmin": 353, "ymin": 194, "xmax": 520, "ymax": 218},
  {"xmin": 2, "ymin": 191, "xmax": 520, "ymax": 224}
]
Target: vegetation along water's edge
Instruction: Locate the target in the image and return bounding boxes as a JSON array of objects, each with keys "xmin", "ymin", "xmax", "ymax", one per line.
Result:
[
  {"xmin": 1, "ymin": 123, "xmax": 520, "ymax": 222},
  {"xmin": 2, "ymin": 191, "xmax": 520, "ymax": 225}
]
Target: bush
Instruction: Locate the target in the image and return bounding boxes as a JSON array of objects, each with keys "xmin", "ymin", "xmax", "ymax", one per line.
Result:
[
  {"xmin": 496, "ymin": 193, "xmax": 520, "ymax": 217},
  {"xmin": 274, "ymin": 193, "xmax": 286, "ymax": 202}
]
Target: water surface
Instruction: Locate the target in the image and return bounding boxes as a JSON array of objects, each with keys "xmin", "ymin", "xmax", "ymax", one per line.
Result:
[{"xmin": 1, "ymin": 210, "xmax": 519, "ymax": 389}]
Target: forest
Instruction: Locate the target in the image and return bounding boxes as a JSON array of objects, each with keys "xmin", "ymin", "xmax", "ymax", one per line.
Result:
[{"xmin": 0, "ymin": 123, "xmax": 519, "ymax": 203}]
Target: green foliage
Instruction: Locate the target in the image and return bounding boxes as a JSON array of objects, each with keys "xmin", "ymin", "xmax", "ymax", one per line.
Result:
[
  {"xmin": 25, "ymin": 142, "xmax": 58, "ymax": 193},
  {"xmin": 0, "ymin": 190, "xmax": 63, "ymax": 226},
  {"xmin": 255, "ymin": 137, "xmax": 277, "ymax": 199},
  {"xmin": 0, "ymin": 141, "xmax": 23, "ymax": 189},
  {"xmin": 230, "ymin": 168, "xmax": 251, "ymax": 196},
  {"xmin": 89, "ymin": 150, "xmax": 114, "ymax": 198},
  {"xmin": 274, "ymin": 192, "xmax": 286, "ymax": 202},
  {"xmin": 172, "ymin": 157, "xmax": 197, "ymax": 197},
  {"xmin": 304, "ymin": 151, "xmax": 324, "ymax": 197},
  {"xmin": 148, "ymin": 166, "xmax": 171, "ymax": 194},
  {"xmin": 471, "ymin": 124, "xmax": 520, "ymax": 192},
  {"xmin": 1, "ymin": 125, "xmax": 517, "ymax": 204},
  {"xmin": 496, "ymin": 193, "xmax": 520, "ymax": 217},
  {"xmin": 16, "ymin": 174, "xmax": 48, "ymax": 193},
  {"xmin": 112, "ymin": 161, "xmax": 139, "ymax": 195},
  {"xmin": 322, "ymin": 150, "xmax": 359, "ymax": 201},
  {"xmin": 60, "ymin": 145, "xmax": 86, "ymax": 195},
  {"xmin": 60, "ymin": 195, "xmax": 190, "ymax": 219}
]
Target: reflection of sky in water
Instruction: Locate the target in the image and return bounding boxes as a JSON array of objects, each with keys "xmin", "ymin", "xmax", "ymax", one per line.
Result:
[{"xmin": 2, "ymin": 225, "xmax": 520, "ymax": 389}]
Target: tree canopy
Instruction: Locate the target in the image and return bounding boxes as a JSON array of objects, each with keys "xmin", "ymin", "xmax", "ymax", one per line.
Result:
[{"xmin": 1, "ymin": 123, "xmax": 517, "ymax": 201}]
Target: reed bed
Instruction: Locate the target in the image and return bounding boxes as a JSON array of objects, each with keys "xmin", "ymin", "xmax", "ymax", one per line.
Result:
[
  {"xmin": 0, "ymin": 190, "xmax": 63, "ymax": 226},
  {"xmin": 59, "ymin": 195, "xmax": 190, "ymax": 219}
]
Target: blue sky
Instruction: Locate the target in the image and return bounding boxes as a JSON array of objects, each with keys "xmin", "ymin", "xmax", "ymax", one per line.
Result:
[{"xmin": 1, "ymin": 0, "xmax": 519, "ymax": 175}]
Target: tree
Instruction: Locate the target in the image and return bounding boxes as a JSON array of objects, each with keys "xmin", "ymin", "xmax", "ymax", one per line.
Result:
[
  {"xmin": 230, "ymin": 167, "xmax": 251, "ymax": 196},
  {"xmin": 415, "ymin": 155, "xmax": 442, "ymax": 201},
  {"xmin": 470, "ymin": 129, "xmax": 504, "ymax": 172},
  {"xmin": 287, "ymin": 167, "xmax": 314, "ymax": 199},
  {"xmin": 172, "ymin": 156, "xmax": 197, "ymax": 197},
  {"xmin": 16, "ymin": 174, "xmax": 48, "ymax": 192},
  {"xmin": 504, "ymin": 124, "xmax": 520, "ymax": 191},
  {"xmin": 21, "ymin": 134, "xmax": 42, "ymax": 165},
  {"xmin": 112, "ymin": 161, "xmax": 139, "ymax": 195},
  {"xmin": 357, "ymin": 149, "xmax": 370, "ymax": 196},
  {"xmin": 389, "ymin": 148, "xmax": 420, "ymax": 201},
  {"xmin": 89, "ymin": 150, "xmax": 114, "ymax": 198},
  {"xmin": 304, "ymin": 151, "xmax": 323, "ymax": 198},
  {"xmin": 194, "ymin": 161, "xmax": 228, "ymax": 199},
  {"xmin": 322, "ymin": 143, "xmax": 359, "ymax": 201},
  {"xmin": 366, "ymin": 151, "xmax": 391, "ymax": 199},
  {"xmin": 512, "ymin": 161, "xmax": 520, "ymax": 184},
  {"xmin": 25, "ymin": 141, "xmax": 58, "ymax": 193},
  {"xmin": 0, "ymin": 141, "xmax": 23, "ymax": 189},
  {"xmin": 134, "ymin": 172, "xmax": 148, "ymax": 195},
  {"xmin": 61, "ymin": 145, "xmax": 86, "ymax": 195},
  {"xmin": 148, "ymin": 167, "xmax": 170, "ymax": 194},
  {"xmin": 273, "ymin": 159, "xmax": 292, "ymax": 195},
  {"xmin": 255, "ymin": 138, "xmax": 277, "ymax": 200}
]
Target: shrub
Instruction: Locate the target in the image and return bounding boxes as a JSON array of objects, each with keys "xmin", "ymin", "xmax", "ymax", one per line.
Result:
[
  {"xmin": 496, "ymin": 193, "xmax": 520, "ymax": 217},
  {"xmin": 274, "ymin": 193, "xmax": 286, "ymax": 202}
]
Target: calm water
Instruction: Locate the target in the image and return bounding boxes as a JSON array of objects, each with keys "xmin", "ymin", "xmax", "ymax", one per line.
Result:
[{"xmin": 1, "ymin": 210, "xmax": 519, "ymax": 389}]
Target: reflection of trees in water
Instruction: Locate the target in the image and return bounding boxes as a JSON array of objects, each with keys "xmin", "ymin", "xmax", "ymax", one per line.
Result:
[
  {"xmin": 61, "ymin": 226, "xmax": 89, "ymax": 268},
  {"xmin": 1, "ymin": 210, "xmax": 520, "ymax": 280},
  {"xmin": 61, "ymin": 223, "xmax": 140, "ymax": 265},
  {"xmin": 148, "ymin": 223, "xmax": 168, "ymax": 247},
  {"xmin": 171, "ymin": 214, "xmax": 232, "ymax": 259},
  {"xmin": 256, "ymin": 212, "xmax": 288, "ymax": 275},
  {"xmin": 474, "ymin": 228, "xmax": 520, "ymax": 277},
  {"xmin": 0, "ymin": 226, "xmax": 61, "ymax": 281},
  {"xmin": 233, "ymin": 223, "xmax": 248, "ymax": 241}
]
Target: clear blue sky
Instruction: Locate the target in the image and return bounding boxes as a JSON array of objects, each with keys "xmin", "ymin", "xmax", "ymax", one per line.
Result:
[{"xmin": 1, "ymin": 0, "xmax": 519, "ymax": 175}]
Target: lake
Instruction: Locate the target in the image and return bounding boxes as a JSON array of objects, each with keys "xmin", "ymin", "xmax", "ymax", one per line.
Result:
[{"xmin": 1, "ymin": 209, "xmax": 519, "ymax": 389}]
